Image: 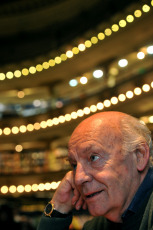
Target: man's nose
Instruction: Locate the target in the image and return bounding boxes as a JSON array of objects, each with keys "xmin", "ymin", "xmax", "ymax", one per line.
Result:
[{"xmin": 74, "ymin": 163, "xmax": 91, "ymax": 186}]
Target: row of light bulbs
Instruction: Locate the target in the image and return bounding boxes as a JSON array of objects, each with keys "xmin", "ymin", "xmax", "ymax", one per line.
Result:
[
  {"xmin": 0, "ymin": 2, "xmax": 152, "ymax": 81},
  {"xmin": 0, "ymin": 81, "xmax": 153, "ymax": 136},
  {"xmin": 0, "ymin": 181, "xmax": 61, "ymax": 195},
  {"xmin": 69, "ymin": 45, "xmax": 153, "ymax": 87}
]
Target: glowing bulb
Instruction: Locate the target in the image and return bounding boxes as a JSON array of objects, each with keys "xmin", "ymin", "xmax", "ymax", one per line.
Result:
[
  {"xmin": 80, "ymin": 76, "xmax": 88, "ymax": 84},
  {"xmin": 69, "ymin": 79, "xmax": 78, "ymax": 87},
  {"xmin": 147, "ymin": 46, "xmax": 153, "ymax": 54},
  {"xmin": 118, "ymin": 59, "xmax": 128, "ymax": 67},
  {"xmin": 78, "ymin": 44, "xmax": 85, "ymax": 51},
  {"xmin": 93, "ymin": 70, "xmax": 103, "ymax": 78},
  {"xmin": 137, "ymin": 52, "xmax": 145, "ymax": 59}
]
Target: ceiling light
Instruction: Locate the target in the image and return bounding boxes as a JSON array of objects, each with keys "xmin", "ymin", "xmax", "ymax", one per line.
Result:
[
  {"xmin": 93, "ymin": 70, "xmax": 103, "ymax": 78},
  {"xmin": 69, "ymin": 79, "xmax": 78, "ymax": 87},
  {"xmin": 80, "ymin": 76, "xmax": 88, "ymax": 84},
  {"xmin": 137, "ymin": 51, "xmax": 145, "ymax": 59},
  {"xmin": 118, "ymin": 59, "xmax": 128, "ymax": 67},
  {"xmin": 147, "ymin": 46, "xmax": 153, "ymax": 54}
]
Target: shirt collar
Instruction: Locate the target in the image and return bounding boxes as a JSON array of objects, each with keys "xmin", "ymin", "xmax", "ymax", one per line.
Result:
[{"xmin": 122, "ymin": 167, "xmax": 153, "ymax": 220}]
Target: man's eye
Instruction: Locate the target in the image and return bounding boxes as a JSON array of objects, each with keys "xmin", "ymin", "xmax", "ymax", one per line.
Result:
[{"xmin": 90, "ymin": 155, "xmax": 99, "ymax": 162}]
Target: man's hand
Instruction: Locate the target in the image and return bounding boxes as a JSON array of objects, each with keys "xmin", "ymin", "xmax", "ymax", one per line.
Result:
[{"xmin": 51, "ymin": 171, "xmax": 87, "ymax": 214}]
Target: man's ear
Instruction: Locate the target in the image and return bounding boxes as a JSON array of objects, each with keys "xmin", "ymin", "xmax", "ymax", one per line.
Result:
[{"xmin": 135, "ymin": 143, "xmax": 150, "ymax": 172}]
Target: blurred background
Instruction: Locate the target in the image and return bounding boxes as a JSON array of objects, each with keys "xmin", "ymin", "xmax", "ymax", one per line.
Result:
[{"xmin": 0, "ymin": 0, "xmax": 153, "ymax": 229}]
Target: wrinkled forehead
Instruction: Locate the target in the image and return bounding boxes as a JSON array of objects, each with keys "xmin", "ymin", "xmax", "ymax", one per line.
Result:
[{"xmin": 68, "ymin": 117, "xmax": 122, "ymax": 151}]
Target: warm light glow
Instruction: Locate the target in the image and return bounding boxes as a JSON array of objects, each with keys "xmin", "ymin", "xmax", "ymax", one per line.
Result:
[
  {"xmin": 19, "ymin": 125, "xmax": 27, "ymax": 133},
  {"xmin": 103, "ymin": 99, "xmax": 111, "ymax": 107},
  {"xmin": 126, "ymin": 15, "xmax": 134, "ymax": 23},
  {"xmin": 59, "ymin": 115, "xmax": 65, "ymax": 123},
  {"xmin": 36, "ymin": 64, "xmax": 43, "ymax": 72},
  {"xmin": 65, "ymin": 114, "xmax": 71, "ymax": 121},
  {"xmin": 109, "ymin": 67, "xmax": 119, "ymax": 75},
  {"xmin": 22, "ymin": 68, "xmax": 29, "ymax": 76},
  {"xmin": 55, "ymin": 57, "xmax": 61, "ymax": 64},
  {"xmin": 78, "ymin": 44, "xmax": 85, "ymax": 51},
  {"xmin": 17, "ymin": 185, "xmax": 24, "ymax": 193},
  {"xmin": 104, "ymin": 28, "xmax": 112, "ymax": 36},
  {"xmin": 25, "ymin": 184, "xmax": 32, "ymax": 192},
  {"xmin": 12, "ymin": 126, "xmax": 19, "ymax": 134},
  {"xmin": 40, "ymin": 121, "xmax": 47, "ymax": 129},
  {"xmin": 85, "ymin": 40, "xmax": 92, "ymax": 48},
  {"xmin": 91, "ymin": 36, "xmax": 98, "ymax": 44},
  {"xmin": 97, "ymin": 102, "xmax": 104, "ymax": 110},
  {"xmin": 44, "ymin": 182, "xmax": 51, "ymax": 191},
  {"xmin": 17, "ymin": 91, "xmax": 25, "ymax": 98},
  {"xmin": 118, "ymin": 59, "xmax": 128, "ymax": 67},
  {"xmin": 77, "ymin": 109, "xmax": 84, "ymax": 117},
  {"xmin": 147, "ymin": 46, "xmax": 153, "ymax": 54},
  {"xmin": 83, "ymin": 107, "xmax": 90, "ymax": 115},
  {"xmin": 15, "ymin": 144, "xmax": 23, "ymax": 152},
  {"xmin": 98, "ymin": 32, "xmax": 105, "ymax": 40},
  {"xmin": 38, "ymin": 183, "xmax": 45, "ymax": 191},
  {"xmin": 60, "ymin": 54, "xmax": 67, "ymax": 61},
  {"xmin": 134, "ymin": 9, "xmax": 142, "ymax": 17},
  {"xmin": 111, "ymin": 96, "xmax": 118, "ymax": 105},
  {"xmin": 126, "ymin": 91, "xmax": 134, "ymax": 99},
  {"xmin": 72, "ymin": 47, "xmax": 79, "ymax": 54},
  {"xmin": 52, "ymin": 118, "xmax": 59, "ymax": 125},
  {"xmin": 9, "ymin": 185, "xmax": 16, "ymax": 193},
  {"xmin": 71, "ymin": 112, "xmax": 78, "ymax": 119},
  {"xmin": 119, "ymin": 19, "xmax": 127, "ymax": 27},
  {"xmin": 29, "ymin": 66, "xmax": 36, "ymax": 74},
  {"xmin": 111, "ymin": 24, "xmax": 119, "ymax": 32},
  {"xmin": 142, "ymin": 84, "xmax": 150, "ymax": 92},
  {"xmin": 34, "ymin": 122, "xmax": 41, "ymax": 130},
  {"xmin": 93, "ymin": 70, "xmax": 103, "ymax": 78},
  {"xmin": 32, "ymin": 184, "xmax": 38, "ymax": 192},
  {"xmin": 27, "ymin": 124, "xmax": 34, "ymax": 132},
  {"xmin": 66, "ymin": 50, "xmax": 73, "ymax": 58},
  {"xmin": 149, "ymin": 116, "xmax": 153, "ymax": 123},
  {"xmin": 3, "ymin": 127, "xmax": 11, "ymax": 135},
  {"xmin": 134, "ymin": 87, "xmax": 142, "ymax": 95},
  {"xmin": 14, "ymin": 70, "xmax": 21, "ymax": 78},
  {"xmin": 118, "ymin": 94, "xmax": 126, "ymax": 102},
  {"xmin": 137, "ymin": 51, "xmax": 145, "ymax": 59},
  {"xmin": 49, "ymin": 59, "xmax": 55, "ymax": 67},
  {"xmin": 47, "ymin": 119, "xmax": 53, "ymax": 127},
  {"xmin": 142, "ymin": 4, "xmax": 150, "ymax": 12},
  {"xmin": 90, "ymin": 105, "xmax": 97, "ymax": 113},
  {"xmin": 0, "ymin": 73, "xmax": 5, "ymax": 80},
  {"xmin": 80, "ymin": 76, "xmax": 88, "ymax": 84},
  {"xmin": 42, "ymin": 62, "xmax": 49, "ymax": 69},
  {"xmin": 6, "ymin": 71, "xmax": 13, "ymax": 79},
  {"xmin": 51, "ymin": 182, "xmax": 59, "ymax": 190},
  {"xmin": 1, "ymin": 186, "xmax": 8, "ymax": 194}
]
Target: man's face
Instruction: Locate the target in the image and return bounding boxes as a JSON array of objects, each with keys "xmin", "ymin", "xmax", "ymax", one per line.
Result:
[{"xmin": 68, "ymin": 118, "xmax": 139, "ymax": 222}]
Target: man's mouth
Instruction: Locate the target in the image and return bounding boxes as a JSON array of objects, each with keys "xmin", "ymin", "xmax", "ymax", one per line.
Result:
[{"xmin": 86, "ymin": 190, "xmax": 102, "ymax": 199}]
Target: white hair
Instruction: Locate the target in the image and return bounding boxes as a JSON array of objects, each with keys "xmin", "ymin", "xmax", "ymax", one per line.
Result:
[{"xmin": 120, "ymin": 115, "xmax": 153, "ymax": 160}]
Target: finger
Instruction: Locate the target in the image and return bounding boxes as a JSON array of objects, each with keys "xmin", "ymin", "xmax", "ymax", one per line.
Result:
[
  {"xmin": 72, "ymin": 188, "xmax": 80, "ymax": 205},
  {"xmin": 82, "ymin": 201, "xmax": 87, "ymax": 210},
  {"xmin": 75, "ymin": 195, "xmax": 84, "ymax": 210}
]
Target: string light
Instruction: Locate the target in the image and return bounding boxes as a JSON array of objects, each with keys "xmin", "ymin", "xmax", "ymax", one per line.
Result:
[
  {"xmin": 0, "ymin": 81, "xmax": 152, "ymax": 136},
  {"xmin": 0, "ymin": 181, "xmax": 61, "ymax": 195},
  {"xmin": 0, "ymin": 1, "xmax": 152, "ymax": 80}
]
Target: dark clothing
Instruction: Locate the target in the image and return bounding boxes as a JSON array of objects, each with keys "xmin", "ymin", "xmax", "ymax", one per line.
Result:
[{"xmin": 37, "ymin": 168, "xmax": 153, "ymax": 230}]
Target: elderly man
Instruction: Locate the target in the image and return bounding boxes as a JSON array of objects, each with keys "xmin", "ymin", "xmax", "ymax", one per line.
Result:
[{"xmin": 38, "ymin": 111, "xmax": 153, "ymax": 230}]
